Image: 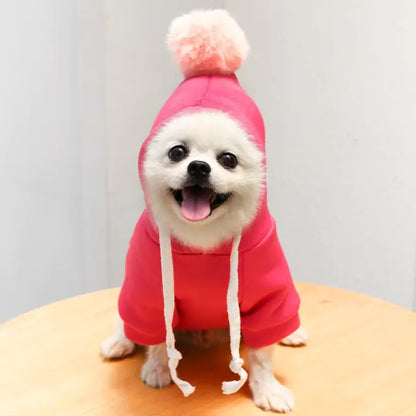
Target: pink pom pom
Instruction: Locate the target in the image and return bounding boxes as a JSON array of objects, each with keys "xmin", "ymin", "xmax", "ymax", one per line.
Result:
[{"xmin": 167, "ymin": 10, "xmax": 249, "ymax": 78}]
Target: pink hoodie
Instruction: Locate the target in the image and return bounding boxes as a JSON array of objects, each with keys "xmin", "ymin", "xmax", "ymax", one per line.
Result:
[{"xmin": 118, "ymin": 74, "xmax": 300, "ymax": 350}]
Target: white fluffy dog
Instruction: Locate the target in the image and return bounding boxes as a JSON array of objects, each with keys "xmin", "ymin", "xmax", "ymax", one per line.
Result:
[{"xmin": 101, "ymin": 9, "xmax": 307, "ymax": 413}]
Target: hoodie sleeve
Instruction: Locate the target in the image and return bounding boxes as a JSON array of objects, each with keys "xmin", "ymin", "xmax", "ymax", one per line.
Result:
[
  {"xmin": 239, "ymin": 219, "xmax": 300, "ymax": 348},
  {"xmin": 118, "ymin": 212, "xmax": 179, "ymax": 346}
]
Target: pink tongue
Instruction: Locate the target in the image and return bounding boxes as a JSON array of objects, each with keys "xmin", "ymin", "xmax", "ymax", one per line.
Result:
[{"xmin": 180, "ymin": 187, "xmax": 212, "ymax": 222}]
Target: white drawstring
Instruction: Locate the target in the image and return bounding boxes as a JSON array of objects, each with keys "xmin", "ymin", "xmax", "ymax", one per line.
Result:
[
  {"xmin": 222, "ymin": 231, "xmax": 248, "ymax": 394},
  {"xmin": 158, "ymin": 224, "xmax": 246, "ymax": 396},
  {"xmin": 159, "ymin": 224, "xmax": 196, "ymax": 397}
]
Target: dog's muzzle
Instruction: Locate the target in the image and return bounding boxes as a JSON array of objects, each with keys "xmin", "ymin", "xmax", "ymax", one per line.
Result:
[{"xmin": 170, "ymin": 160, "xmax": 231, "ymax": 222}]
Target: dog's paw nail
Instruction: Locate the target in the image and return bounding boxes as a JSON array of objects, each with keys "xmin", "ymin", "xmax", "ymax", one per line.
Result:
[
  {"xmin": 279, "ymin": 327, "xmax": 308, "ymax": 347},
  {"xmin": 141, "ymin": 361, "xmax": 172, "ymax": 388},
  {"xmin": 100, "ymin": 334, "xmax": 135, "ymax": 359},
  {"xmin": 251, "ymin": 379, "xmax": 294, "ymax": 413}
]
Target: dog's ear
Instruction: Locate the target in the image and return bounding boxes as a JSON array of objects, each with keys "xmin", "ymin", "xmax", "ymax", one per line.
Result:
[{"xmin": 167, "ymin": 9, "xmax": 249, "ymax": 79}]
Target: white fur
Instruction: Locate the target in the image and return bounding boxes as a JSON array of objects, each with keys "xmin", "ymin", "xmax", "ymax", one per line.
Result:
[
  {"xmin": 280, "ymin": 326, "xmax": 308, "ymax": 347},
  {"xmin": 100, "ymin": 314, "xmax": 135, "ymax": 359},
  {"xmin": 248, "ymin": 345, "xmax": 295, "ymax": 412},
  {"xmin": 141, "ymin": 343, "xmax": 171, "ymax": 388},
  {"xmin": 143, "ymin": 110, "xmax": 264, "ymax": 250}
]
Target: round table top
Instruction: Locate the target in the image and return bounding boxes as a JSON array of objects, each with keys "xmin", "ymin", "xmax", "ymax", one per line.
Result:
[{"xmin": 0, "ymin": 283, "xmax": 415, "ymax": 416}]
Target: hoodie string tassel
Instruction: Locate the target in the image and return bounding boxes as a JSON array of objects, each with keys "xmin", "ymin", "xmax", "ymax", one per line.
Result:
[
  {"xmin": 222, "ymin": 231, "xmax": 248, "ymax": 394},
  {"xmin": 159, "ymin": 224, "xmax": 196, "ymax": 397},
  {"xmin": 166, "ymin": 345, "xmax": 196, "ymax": 397}
]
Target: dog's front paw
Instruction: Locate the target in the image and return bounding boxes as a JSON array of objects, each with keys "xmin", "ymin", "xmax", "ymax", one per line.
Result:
[
  {"xmin": 250, "ymin": 376, "xmax": 294, "ymax": 413},
  {"xmin": 279, "ymin": 327, "xmax": 308, "ymax": 347},
  {"xmin": 100, "ymin": 333, "xmax": 135, "ymax": 359},
  {"xmin": 141, "ymin": 359, "xmax": 172, "ymax": 388}
]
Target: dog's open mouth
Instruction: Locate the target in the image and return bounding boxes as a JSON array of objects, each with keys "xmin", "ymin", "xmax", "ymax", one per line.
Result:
[{"xmin": 171, "ymin": 185, "xmax": 231, "ymax": 222}]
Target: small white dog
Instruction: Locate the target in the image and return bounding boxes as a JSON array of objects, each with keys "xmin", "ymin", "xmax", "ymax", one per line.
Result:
[{"xmin": 101, "ymin": 10, "xmax": 307, "ymax": 413}]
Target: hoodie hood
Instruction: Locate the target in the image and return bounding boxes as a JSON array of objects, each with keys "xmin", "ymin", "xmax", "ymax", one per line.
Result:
[
  {"xmin": 139, "ymin": 73, "xmax": 272, "ymax": 254},
  {"xmin": 139, "ymin": 74, "xmax": 267, "ymax": 205}
]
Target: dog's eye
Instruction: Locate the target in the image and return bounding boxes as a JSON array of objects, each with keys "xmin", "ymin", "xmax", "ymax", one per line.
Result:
[
  {"xmin": 168, "ymin": 145, "xmax": 188, "ymax": 162},
  {"xmin": 217, "ymin": 152, "xmax": 238, "ymax": 169}
]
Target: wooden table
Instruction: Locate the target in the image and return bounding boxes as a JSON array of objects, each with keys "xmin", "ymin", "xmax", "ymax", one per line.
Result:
[{"xmin": 1, "ymin": 283, "xmax": 415, "ymax": 415}]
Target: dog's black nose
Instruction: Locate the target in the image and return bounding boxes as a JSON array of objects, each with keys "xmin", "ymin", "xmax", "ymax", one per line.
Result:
[{"xmin": 187, "ymin": 160, "xmax": 211, "ymax": 179}]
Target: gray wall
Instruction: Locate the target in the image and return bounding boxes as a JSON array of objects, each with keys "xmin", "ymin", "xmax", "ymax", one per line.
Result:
[
  {"xmin": 1, "ymin": 1, "xmax": 415, "ymax": 322},
  {"xmin": 227, "ymin": 1, "xmax": 416, "ymax": 309},
  {"xmin": 0, "ymin": 1, "xmax": 108, "ymax": 322}
]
